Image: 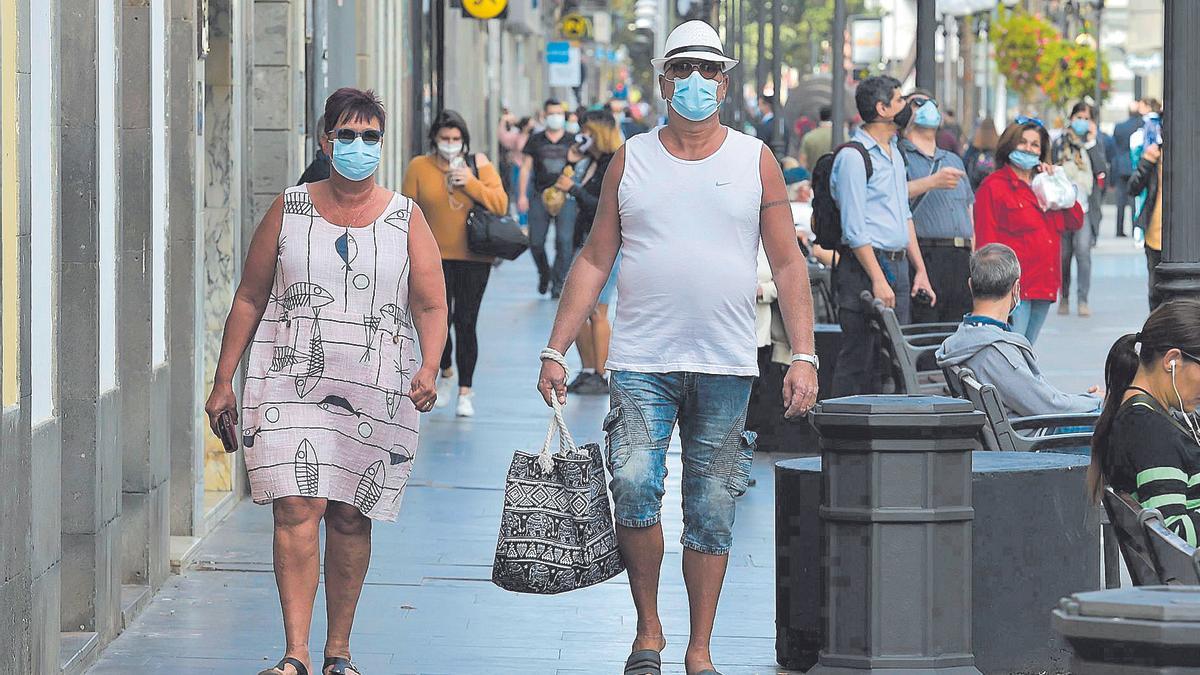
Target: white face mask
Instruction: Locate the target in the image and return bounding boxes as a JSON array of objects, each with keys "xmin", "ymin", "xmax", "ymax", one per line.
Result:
[
  {"xmin": 545, "ymin": 114, "xmax": 566, "ymax": 131},
  {"xmin": 437, "ymin": 141, "xmax": 463, "ymax": 159}
]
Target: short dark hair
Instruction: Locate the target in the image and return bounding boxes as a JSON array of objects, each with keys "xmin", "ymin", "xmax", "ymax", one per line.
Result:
[
  {"xmin": 1069, "ymin": 101, "xmax": 1091, "ymax": 118},
  {"xmin": 759, "ymin": 93, "xmax": 777, "ymax": 110},
  {"xmin": 969, "ymin": 244, "xmax": 1021, "ymax": 299},
  {"xmin": 323, "ymin": 88, "xmax": 386, "ymax": 136},
  {"xmin": 581, "ymin": 109, "xmax": 616, "ymax": 127},
  {"xmin": 855, "ymin": 75, "xmax": 901, "ymax": 123},
  {"xmin": 428, "ymin": 109, "xmax": 471, "ymax": 154},
  {"xmin": 995, "ymin": 120, "xmax": 1050, "ymax": 167},
  {"xmin": 544, "ymin": 98, "xmax": 562, "ymax": 112},
  {"xmin": 818, "ymin": 105, "xmax": 832, "ymax": 122}
]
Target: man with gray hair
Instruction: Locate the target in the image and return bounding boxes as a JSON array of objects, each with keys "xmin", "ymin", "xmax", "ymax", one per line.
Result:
[{"xmin": 936, "ymin": 244, "xmax": 1101, "ymax": 416}]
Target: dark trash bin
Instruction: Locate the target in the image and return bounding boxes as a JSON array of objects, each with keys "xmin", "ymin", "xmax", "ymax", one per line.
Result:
[
  {"xmin": 809, "ymin": 395, "xmax": 984, "ymax": 674},
  {"xmin": 1053, "ymin": 586, "xmax": 1200, "ymax": 673},
  {"xmin": 776, "ymin": 448, "xmax": 1098, "ymax": 673}
]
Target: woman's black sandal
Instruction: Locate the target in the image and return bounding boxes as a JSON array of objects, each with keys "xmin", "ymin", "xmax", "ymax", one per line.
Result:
[
  {"xmin": 323, "ymin": 656, "xmax": 361, "ymax": 675},
  {"xmin": 258, "ymin": 657, "xmax": 308, "ymax": 675}
]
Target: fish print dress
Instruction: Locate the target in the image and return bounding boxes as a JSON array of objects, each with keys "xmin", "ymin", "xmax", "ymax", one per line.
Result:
[{"xmin": 241, "ymin": 184, "xmax": 421, "ymax": 521}]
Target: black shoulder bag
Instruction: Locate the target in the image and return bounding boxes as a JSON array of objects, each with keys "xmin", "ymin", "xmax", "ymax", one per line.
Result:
[{"xmin": 463, "ymin": 154, "xmax": 530, "ymax": 260}]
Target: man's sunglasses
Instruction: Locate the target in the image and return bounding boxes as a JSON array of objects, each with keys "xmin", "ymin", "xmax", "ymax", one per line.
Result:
[
  {"xmin": 329, "ymin": 128, "xmax": 383, "ymax": 145},
  {"xmin": 1182, "ymin": 349, "xmax": 1200, "ymax": 365},
  {"xmin": 1015, "ymin": 115, "xmax": 1045, "ymax": 128},
  {"xmin": 665, "ymin": 60, "xmax": 723, "ymax": 79},
  {"xmin": 908, "ymin": 96, "xmax": 937, "ymax": 107}
]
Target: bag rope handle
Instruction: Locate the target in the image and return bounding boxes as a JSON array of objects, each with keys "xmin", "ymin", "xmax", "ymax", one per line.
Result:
[{"xmin": 536, "ymin": 348, "xmax": 581, "ymax": 474}]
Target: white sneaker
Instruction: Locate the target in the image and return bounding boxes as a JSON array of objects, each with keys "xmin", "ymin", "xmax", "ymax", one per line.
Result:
[
  {"xmin": 435, "ymin": 376, "xmax": 453, "ymax": 408},
  {"xmin": 456, "ymin": 391, "xmax": 475, "ymax": 417}
]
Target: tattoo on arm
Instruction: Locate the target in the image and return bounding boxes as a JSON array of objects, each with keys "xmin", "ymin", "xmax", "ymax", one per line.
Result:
[{"xmin": 761, "ymin": 199, "xmax": 790, "ymax": 212}]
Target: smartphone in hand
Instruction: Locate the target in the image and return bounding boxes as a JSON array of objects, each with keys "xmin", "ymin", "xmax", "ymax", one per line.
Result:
[{"xmin": 217, "ymin": 410, "xmax": 238, "ymax": 453}]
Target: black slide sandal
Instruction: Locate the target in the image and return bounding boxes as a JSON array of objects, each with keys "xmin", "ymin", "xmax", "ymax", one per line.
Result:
[
  {"xmin": 322, "ymin": 656, "xmax": 361, "ymax": 675},
  {"xmin": 623, "ymin": 649, "xmax": 662, "ymax": 675},
  {"xmin": 258, "ymin": 657, "xmax": 308, "ymax": 675}
]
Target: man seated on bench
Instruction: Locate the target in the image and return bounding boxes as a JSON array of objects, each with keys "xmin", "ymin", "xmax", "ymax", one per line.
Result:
[{"xmin": 936, "ymin": 243, "xmax": 1102, "ymax": 417}]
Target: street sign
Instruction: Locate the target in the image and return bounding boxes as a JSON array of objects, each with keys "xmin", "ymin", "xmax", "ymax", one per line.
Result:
[
  {"xmin": 849, "ymin": 16, "xmax": 883, "ymax": 67},
  {"xmin": 462, "ymin": 0, "xmax": 507, "ymax": 20},
  {"xmin": 547, "ymin": 41, "xmax": 582, "ymax": 87},
  {"xmin": 559, "ymin": 13, "xmax": 591, "ymax": 40}
]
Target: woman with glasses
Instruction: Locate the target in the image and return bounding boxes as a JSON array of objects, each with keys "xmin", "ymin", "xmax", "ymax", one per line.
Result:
[
  {"xmin": 204, "ymin": 87, "xmax": 448, "ymax": 675},
  {"xmin": 1090, "ymin": 300, "xmax": 1200, "ymax": 545},
  {"xmin": 402, "ymin": 110, "xmax": 508, "ymax": 417},
  {"xmin": 973, "ymin": 116, "xmax": 1083, "ymax": 343}
]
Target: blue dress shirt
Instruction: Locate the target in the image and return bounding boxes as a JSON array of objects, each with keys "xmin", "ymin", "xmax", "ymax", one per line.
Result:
[{"xmin": 830, "ymin": 128, "xmax": 912, "ymax": 251}]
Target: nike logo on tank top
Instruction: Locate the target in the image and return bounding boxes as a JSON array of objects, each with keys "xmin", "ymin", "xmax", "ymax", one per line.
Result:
[{"xmin": 607, "ymin": 126, "xmax": 764, "ymax": 376}]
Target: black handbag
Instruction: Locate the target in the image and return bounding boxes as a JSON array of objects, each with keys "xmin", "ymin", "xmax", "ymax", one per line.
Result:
[{"xmin": 464, "ymin": 155, "xmax": 530, "ymax": 260}]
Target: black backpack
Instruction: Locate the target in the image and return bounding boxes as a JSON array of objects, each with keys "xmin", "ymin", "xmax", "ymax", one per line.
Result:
[{"xmin": 810, "ymin": 142, "xmax": 872, "ymax": 250}]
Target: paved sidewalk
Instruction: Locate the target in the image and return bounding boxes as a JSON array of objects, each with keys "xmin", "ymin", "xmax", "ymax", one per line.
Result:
[{"xmin": 89, "ymin": 215, "xmax": 1149, "ymax": 675}]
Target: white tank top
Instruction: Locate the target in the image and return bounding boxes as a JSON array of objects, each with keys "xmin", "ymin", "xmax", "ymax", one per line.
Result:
[{"xmin": 607, "ymin": 126, "xmax": 764, "ymax": 376}]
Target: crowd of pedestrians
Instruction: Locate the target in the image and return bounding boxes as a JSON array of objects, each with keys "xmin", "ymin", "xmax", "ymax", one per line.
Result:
[{"xmin": 190, "ymin": 14, "xmax": 1200, "ymax": 674}]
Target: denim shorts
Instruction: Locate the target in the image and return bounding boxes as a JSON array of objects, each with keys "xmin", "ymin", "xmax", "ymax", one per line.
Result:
[{"xmin": 603, "ymin": 370, "xmax": 756, "ymax": 555}]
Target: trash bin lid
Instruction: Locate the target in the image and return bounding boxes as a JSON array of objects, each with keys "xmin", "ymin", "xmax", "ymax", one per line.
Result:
[
  {"xmin": 816, "ymin": 395, "xmax": 975, "ymax": 415},
  {"xmin": 1068, "ymin": 586, "xmax": 1200, "ymax": 622}
]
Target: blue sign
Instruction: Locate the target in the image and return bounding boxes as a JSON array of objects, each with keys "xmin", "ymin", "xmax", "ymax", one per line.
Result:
[{"xmin": 547, "ymin": 40, "xmax": 570, "ymax": 64}]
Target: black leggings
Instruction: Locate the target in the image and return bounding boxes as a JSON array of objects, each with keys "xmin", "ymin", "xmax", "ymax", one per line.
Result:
[{"xmin": 440, "ymin": 260, "xmax": 492, "ymax": 388}]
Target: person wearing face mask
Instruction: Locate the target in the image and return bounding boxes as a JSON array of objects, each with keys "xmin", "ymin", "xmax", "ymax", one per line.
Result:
[
  {"xmin": 1090, "ymin": 300, "xmax": 1200, "ymax": 546},
  {"xmin": 828, "ymin": 75, "xmax": 938, "ymax": 396},
  {"xmin": 973, "ymin": 118, "xmax": 1083, "ymax": 344},
  {"xmin": 899, "ymin": 91, "xmax": 975, "ymax": 323},
  {"xmin": 553, "ymin": 111, "xmax": 623, "ymax": 395},
  {"xmin": 535, "ymin": 21, "xmax": 818, "ymax": 675},
  {"xmin": 402, "ymin": 110, "xmax": 508, "ymax": 418},
  {"xmin": 518, "ymin": 98, "xmax": 579, "ymax": 298},
  {"xmin": 205, "ymin": 88, "xmax": 448, "ymax": 675},
  {"xmin": 936, "ymin": 244, "xmax": 1102, "ymax": 418},
  {"xmin": 1050, "ymin": 102, "xmax": 1102, "ymax": 318}
]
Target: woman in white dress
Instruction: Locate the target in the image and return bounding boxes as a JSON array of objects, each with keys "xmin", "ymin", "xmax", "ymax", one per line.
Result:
[{"xmin": 204, "ymin": 88, "xmax": 447, "ymax": 675}]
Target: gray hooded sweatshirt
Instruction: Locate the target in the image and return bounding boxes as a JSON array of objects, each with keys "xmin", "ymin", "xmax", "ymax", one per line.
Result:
[{"xmin": 935, "ymin": 321, "xmax": 1101, "ymax": 418}]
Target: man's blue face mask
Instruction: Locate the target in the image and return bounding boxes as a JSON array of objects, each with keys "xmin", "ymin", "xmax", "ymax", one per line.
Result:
[
  {"xmin": 669, "ymin": 71, "xmax": 721, "ymax": 122},
  {"xmin": 913, "ymin": 100, "xmax": 942, "ymax": 129}
]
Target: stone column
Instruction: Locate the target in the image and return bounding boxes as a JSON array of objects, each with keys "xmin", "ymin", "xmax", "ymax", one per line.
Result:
[
  {"xmin": 251, "ymin": 0, "xmax": 303, "ymax": 222},
  {"xmin": 167, "ymin": 0, "xmax": 203, "ymax": 538},
  {"xmin": 0, "ymin": 0, "xmax": 35, "ymax": 667},
  {"xmin": 1159, "ymin": 0, "xmax": 1200, "ymax": 302},
  {"xmin": 57, "ymin": 0, "xmax": 122, "ymax": 640},
  {"xmin": 119, "ymin": 0, "xmax": 170, "ymax": 593}
]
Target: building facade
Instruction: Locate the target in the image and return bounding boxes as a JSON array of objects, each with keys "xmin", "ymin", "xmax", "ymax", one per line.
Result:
[{"xmin": 0, "ymin": 1, "xmax": 553, "ymax": 672}]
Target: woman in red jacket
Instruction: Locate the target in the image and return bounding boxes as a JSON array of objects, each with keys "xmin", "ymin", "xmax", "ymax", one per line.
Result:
[{"xmin": 974, "ymin": 118, "xmax": 1084, "ymax": 343}]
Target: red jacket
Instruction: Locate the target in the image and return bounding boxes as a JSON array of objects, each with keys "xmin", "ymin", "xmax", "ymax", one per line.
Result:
[{"xmin": 974, "ymin": 165, "xmax": 1084, "ymax": 302}]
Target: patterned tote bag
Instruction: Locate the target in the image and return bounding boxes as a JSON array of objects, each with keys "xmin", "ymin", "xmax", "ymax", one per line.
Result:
[{"xmin": 492, "ymin": 398, "xmax": 625, "ymax": 594}]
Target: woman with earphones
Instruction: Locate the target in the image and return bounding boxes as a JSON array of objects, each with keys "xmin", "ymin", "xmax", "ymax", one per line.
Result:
[{"xmin": 1089, "ymin": 300, "xmax": 1200, "ymax": 545}]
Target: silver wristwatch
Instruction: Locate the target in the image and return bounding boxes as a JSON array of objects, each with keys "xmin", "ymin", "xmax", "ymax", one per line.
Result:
[{"xmin": 791, "ymin": 353, "xmax": 820, "ymax": 370}]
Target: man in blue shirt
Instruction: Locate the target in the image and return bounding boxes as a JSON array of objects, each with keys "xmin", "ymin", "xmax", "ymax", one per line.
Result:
[
  {"xmin": 829, "ymin": 75, "xmax": 936, "ymax": 396},
  {"xmin": 1111, "ymin": 103, "xmax": 1142, "ymax": 238}
]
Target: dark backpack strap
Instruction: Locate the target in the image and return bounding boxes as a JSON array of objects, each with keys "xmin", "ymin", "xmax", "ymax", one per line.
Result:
[
  {"xmin": 464, "ymin": 152, "xmax": 479, "ymax": 177},
  {"xmin": 909, "ymin": 155, "xmax": 943, "ymax": 216},
  {"xmin": 837, "ymin": 141, "xmax": 873, "ymax": 182}
]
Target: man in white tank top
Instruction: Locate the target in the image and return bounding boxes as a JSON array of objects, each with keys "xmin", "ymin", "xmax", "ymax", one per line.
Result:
[{"xmin": 536, "ymin": 21, "xmax": 819, "ymax": 675}]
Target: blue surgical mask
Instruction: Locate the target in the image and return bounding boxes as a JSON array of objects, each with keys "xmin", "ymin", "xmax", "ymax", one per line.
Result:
[
  {"xmin": 1009, "ymin": 150, "xmax": 1040, "ymax": 171},
  {"xmin": 670, "ymin": 71, "xmax": 721, "ymax": 122},
  {"xmin": 913, "ymin": 100, "xmax": 942, "ymax": 129},
  {"xmin": 331, "ymin": 137, "xmax": 381, "ymax": 182},
  {"xmin": 1070, "ymin": 119, "xmax": 1090, "ymax": 137}
]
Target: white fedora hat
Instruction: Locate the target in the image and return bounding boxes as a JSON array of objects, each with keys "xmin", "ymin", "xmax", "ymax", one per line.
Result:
[{"xmin": 650, "ymin": 21, "xmax": 738, "ymax": 74}]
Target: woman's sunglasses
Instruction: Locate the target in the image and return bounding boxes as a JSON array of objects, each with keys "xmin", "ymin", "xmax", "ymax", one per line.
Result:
[
  {"xmin": 330, "ymin": 128, "xmax": 383, "ymax": 145},
  {"xmin": 665, "ymin": 60, "xmax": 723, "ymax": 80},
  {"xmin": 1015, "ymin": 115, "xmax": 1045, "ymax": 128}
]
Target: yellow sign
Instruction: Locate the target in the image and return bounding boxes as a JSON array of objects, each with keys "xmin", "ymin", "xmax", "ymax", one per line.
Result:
[
  {"xmin": 559, "ymin": 13, "xmax": 591, "ymax": 40},
  {"xmin": 463, "ymin": 0, "xmax": 507, "ymax": 20}
]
